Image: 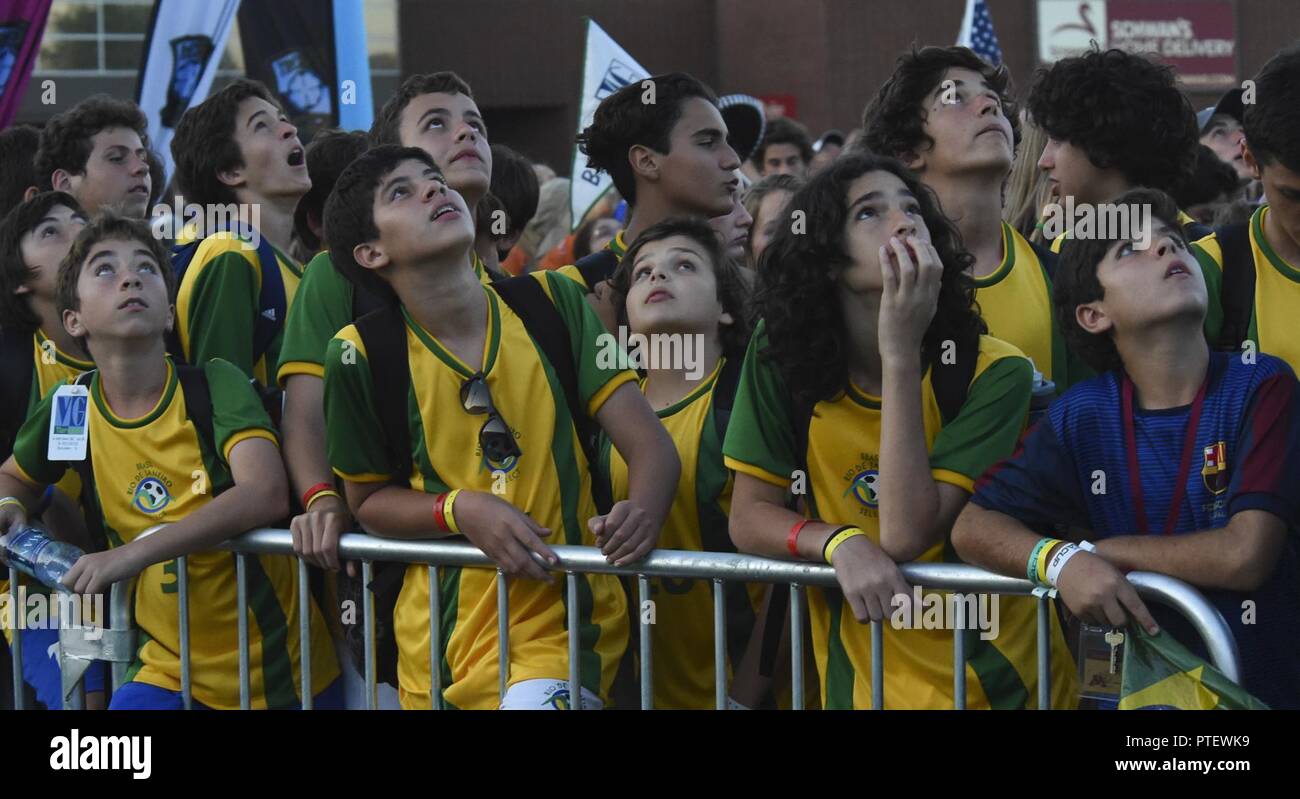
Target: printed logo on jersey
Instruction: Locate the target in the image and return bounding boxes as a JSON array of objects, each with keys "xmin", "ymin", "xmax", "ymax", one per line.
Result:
[
  {"xmin": 1201, "ymin": 441, "xmax": 1228, "ymax": 495},
  {"xmin": 129, "ymin": 465, "xmax": 175, "ymax": 515},
  {"xmin": 844, "ymin": 469, "xmax": 880, "ymax": 508}
]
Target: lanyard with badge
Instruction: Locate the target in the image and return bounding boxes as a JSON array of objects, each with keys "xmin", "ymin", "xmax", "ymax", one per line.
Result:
[
  {"xmin": 1077, "ymin": 371, "xmax": 1209, "ymax": 704},
  {"xmin": 49, "ymin": 383, "xmax": 91, "ymax": 462}
]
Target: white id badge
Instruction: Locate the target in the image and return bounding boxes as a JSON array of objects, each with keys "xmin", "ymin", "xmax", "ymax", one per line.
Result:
[{"xmin": 48, "ymin": 383, "xmax": 90, "ymax": 461}]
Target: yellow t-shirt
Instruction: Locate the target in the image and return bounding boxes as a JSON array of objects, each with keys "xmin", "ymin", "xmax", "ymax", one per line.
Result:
[
  {"xmin": 324, "ymin": 272, "xmax": 636, "ymax": 709},
  {"xmin": 723, "ymin": 324, "xmax": 1078, "ymax": 709},
  {"xmin": 11, "ymin": 358, "xmax": 339, "ymax": 708},
  {"xmin": 972, "ymin": 223, "xmax": 1063, "ymax": 384}
]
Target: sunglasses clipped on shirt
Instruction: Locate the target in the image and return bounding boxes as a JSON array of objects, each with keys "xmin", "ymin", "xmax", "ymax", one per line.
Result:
[{"xmin": 459, "ymin": 372, "xmax": 522, "ymax": 467}]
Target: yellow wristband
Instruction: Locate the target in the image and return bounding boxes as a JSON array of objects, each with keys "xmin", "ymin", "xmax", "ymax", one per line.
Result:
[
  {"xmin": 305, "ymin": 489, "xmax": 342, "ymax": 511},
  {"xmin": 0, "ymin": 496, "xmax": 25, "ymax": 514},
  {"xmin": 823, "ymin": 527, "xmax": 868, "ymax": 565},
  {"xmin": 1035, "ymin": 538, "xmax": 1063, "ymax": 586},
  {"xmin": 443, "ymin": 489, "xmax": 462, "ymax": 534}
]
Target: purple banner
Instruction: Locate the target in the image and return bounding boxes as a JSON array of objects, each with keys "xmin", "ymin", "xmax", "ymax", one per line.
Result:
[{"xmin": 0, "ymin": 0, "xmax": 52, "ymax": 127}]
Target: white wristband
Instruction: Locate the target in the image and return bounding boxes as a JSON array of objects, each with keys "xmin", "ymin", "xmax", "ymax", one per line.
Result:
[{"xmin": 1045, "ymin": 542, "xmax": 1087, "ymax": 587}]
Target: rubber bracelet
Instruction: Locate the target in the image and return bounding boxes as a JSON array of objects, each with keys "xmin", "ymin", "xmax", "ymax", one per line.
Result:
[
  {"xmin": 443, "ymin": 489, "xmax": 463, "ymax": 534},
  {"xmin": 432, "ymin": 492, "xmax": 449, "ymax": 533},
  {"xmin": 1045, "ymin": 543, "xmax": 1084, "ymax": 587},
  {"xmin": 1035, "ymin": 539, "xmax": 1061, "ymax": 586},
  {"xmin": 787, "ymin": 518, "xmax": 812, "ymax": 558},
  {"xmin": 304, "ymin": 489, "xmax": 341, "ymax": 511},
  {"xmin": 0, "ymin": 496, "xmax": 26, "ymax": 514},
  {"xmin": 1026, "ymin": 537, "xmax": 1059, "ymax": 585},
  {"xmin": 301, "ymin": 482, "xmax": 334, "ymax": 510},
  {"xmin": 823, "ymin": 527, "xmax": 868, "ymax": 565}
]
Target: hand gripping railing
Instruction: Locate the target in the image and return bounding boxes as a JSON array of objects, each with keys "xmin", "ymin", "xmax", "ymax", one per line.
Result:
[{"xmin": 8, "ymin": 528, "xmax": 1242, "ymax": 710}]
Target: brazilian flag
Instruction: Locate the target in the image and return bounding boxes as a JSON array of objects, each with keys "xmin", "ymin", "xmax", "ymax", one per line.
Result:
[{"xmin": 1119, "ymin": 627, "xmax": 1268, "ymax": 710}]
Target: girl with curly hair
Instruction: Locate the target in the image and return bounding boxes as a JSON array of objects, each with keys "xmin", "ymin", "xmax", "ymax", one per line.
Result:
[{"xmin": 723, "ymin": 152, "xmax": 1077, "ymax": 709}]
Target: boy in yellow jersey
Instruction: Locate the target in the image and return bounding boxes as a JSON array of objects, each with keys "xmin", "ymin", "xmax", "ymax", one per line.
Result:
[
  {"xmin": 1192, "ymin": 45, "xmax": 1300, "ymax": 372},
  {"xmin": 168, "ymin": 79, "xmax": 312, "ymax": 386},
  {"xmin": 723, "ymin": 153, "xmax": 1077, "ymax": 709},
  {"xmin": 862, "ymin": 46, "xmax": 1069, "ymax": 389},
  {"xmin": 1027, "ymin": 47, "xmax": 1223, "ymax": 344},
  {"xmin": 0, "ymin": 214, "xmax": 340, "ymax": 710},
  {"xmin": 0, "ymin": 192, "xmax": 104, "ymax": 708},
  {"xmin": 600, "ymin": 217, "xmax": 767, "ymax": 709},
  {"xmin": 283, "ymin": 74, "xmax": 497, "ymax": 583},
  {"xmin": 320, "ymin": 145, "xmax": 678, "ymax": 710}
]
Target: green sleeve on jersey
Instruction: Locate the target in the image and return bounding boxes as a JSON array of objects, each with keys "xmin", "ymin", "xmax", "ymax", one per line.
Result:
[
  {"xmin": 276, "ymin": 252, "xmax": 355, "ymax": 385},
  {"xmin": 184, "ymin": 251, "xmax": 259, "ymax": 377},
  {"xmin": 1193, "ymin": 242, "xmax": 1223, "ymax": 343},
  {"xmin": 322, "ymin": 334, "xmax": 393, "ymax": 481},
  {"xmin": 539, "ymin": 270, "xmax": 635, "ymax": 412},
  {"xmin": 721, "ymin": 323, "xmax": 797, "ymax": 485},
  {"xmin": 204, "ymin": 358, "xmax": 278, "ymax": 456},
  {"xmin": 10, "ymin": 382, "xmax": 69, "ymax": 487},
  {"xmin": 929, "ymin": 355, "xmax": 1032, "ymax": 484}
]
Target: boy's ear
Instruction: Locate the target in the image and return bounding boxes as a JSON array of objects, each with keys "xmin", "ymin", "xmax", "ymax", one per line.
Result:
[
  {"xmin": 900, "ymin": 149, "xmax": 925, "ymax": 172},
  {"xmin": 628, "ymin": 144, "xmax": 660, "ymax": 184},
  {"xmin": 13, "ymin": 282, "xmax": 32, "ymax": 296},
  {"xmin": 1075, "ymin": 300, "xmax": 1113, "ymax": 337},
  {"xmin": 51, "ymin": 169, "xmax": 77, "ymax": 193},
  {"xmin": 62, "ymin": 307, "xmax": 86, "ymax": 340},
  {"xmin": 353, "ymin": 240, "xmax": 389, "ymax": 272},
  {"xmin": 718, "ymin": 310, "xmax": 735, "ymax": 327},
  {"xmin": 1241, "ymin": 142, "xmax": 1263, "ymax": 181},
  {"xmin": 22, "ymin": 185, "xmax": 39, "ymax": 202},
  {"xmin": 217, "ymin": 163, "xmax": 247, "ymax": 190},
  {"xmin": 165, "ymin": 303, "xmax": 176, "ymax": 333}
]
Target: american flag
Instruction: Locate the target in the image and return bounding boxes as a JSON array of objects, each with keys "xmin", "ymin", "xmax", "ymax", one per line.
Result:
[{"xmin": 956, "ymin": 0, "xmax": 1003, "ymax": 65}]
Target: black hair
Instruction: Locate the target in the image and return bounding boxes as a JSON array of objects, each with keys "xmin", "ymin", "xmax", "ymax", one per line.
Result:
[
  {"xmin": 0, "ymin": 191, "xmax": 86, "ymax": 334},
  {"xmin": 754, "ymin": 152, "xmax": 983, "ymax": 409},
  {"xmin": 1027, "ymin": 47, "xmax": 1197, "ymax": 193},
  {"xmin": 1242, "ymin": 43, "xmax": 1300, "ymax": 174},
  {"xmin": 1170, "ymin": 144, "xmax": 1243, "ymax": 208},
  {"xmin": 862, "ymin": 45, "xmax": 1022, "ymax": 160},
  {"xmin": 755, "ymin": 117, "xmax": 814, "ymax": 168},
  {"xmin": 34, "ymin": 96, "xmax": 151, "ymax": 191},
  {"xmin": 323, "ymin": 145, "xmax": 440, "ymax": 302},
  {"xmin": 1052, "ymin": 187, "xmax": 1187, "ymax": 374},
  {"xmin": 371, "ymin": 71, "xmax": 475, "ymax": 146},
  {"xmin": 488, "ymin": 143, "xmax": 539, "ymax": 240},
  {"xmin": 608, "ymin": 216, "xmax": 753, "ymax": 361},
  {"xmin": 0, "ymin": 125, "xmax": 41, "ymax": 217},
  {"xmin": 576, "ymin": 72, "xmax": 719, "ymax": 205},
  {"xmin": 171, "ymin": 79, "xmax": 283, "ymax": 207},
  {"xmin": 294, "ymin": 128, "xmax": 370, "ymax": 252},
  {"xmin": 56, "ymin": 212, "xmax": 176, "ymax": 316}
]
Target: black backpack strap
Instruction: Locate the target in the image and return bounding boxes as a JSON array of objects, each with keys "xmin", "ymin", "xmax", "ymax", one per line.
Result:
[
  {"xmin": 572, "ymin": 249, "xmax": 620, "ymax": 291},
  {"xmin": 0, "ymin": 329, "xmax": 34, "ymax": 461},
  {"xmin": 175, "ymin": 364, "xmax": 216, "ymax": 459},
  {"xmin": 353, "ymin": 306, "xmax": 413, "ymax": 483},
  {"xmin": 931, "ymin": 329, "xmax": 981, "ymax": 425},
  {"xmin": 66, "ymin": 371, "xmax": 108, "ymax": 554},
  {"xmin": 1215, "ymin": 223, "xmax": 1255, "ymax": 351},
  {"xmin": 493, "ymin": 275, "xmax": 612, "ymax": 514},
  {"xmin": 350, "ymin": 281, "xmax": 392, "ymax": 320},
  {"xmin": 1027, "ymin": 239, "xmax": 1057, "ymax": 282},
  {"xmin": 710, "ymin": 356, "xmax": 743, "ymax": 439}
]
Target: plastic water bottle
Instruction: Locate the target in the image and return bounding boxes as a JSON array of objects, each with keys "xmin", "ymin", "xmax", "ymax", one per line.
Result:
[
  {"xmin": 0, "ymin": 526, "xmax": 84, "ymax": 592},
  {"xmin": 1028, "ymin": 368, "xmax": 1056, "ymax": 425}
]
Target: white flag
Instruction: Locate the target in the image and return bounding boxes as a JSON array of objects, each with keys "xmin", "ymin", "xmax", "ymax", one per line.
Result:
[
  {"xmin": 135, "ymin": 0, "xmax": 242, "ymax": 190},
  {"xmin": 569, "ymin": 19, "xmax": 648, "ymax": 231}
]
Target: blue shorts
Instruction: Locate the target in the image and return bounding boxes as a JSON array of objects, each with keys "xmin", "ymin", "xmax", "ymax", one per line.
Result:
[
  {"xmin": 109, "ymin": 677, "xmax": 345, "ymax": 710},
  {"xmin": 18, "ymin": 627, "xmax": 107, "ymax": 709}
]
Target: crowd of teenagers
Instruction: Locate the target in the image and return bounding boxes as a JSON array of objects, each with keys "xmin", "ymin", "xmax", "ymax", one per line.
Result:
[{"xmin": 1, "ymin": 39, "xmax": 1298, "ymax": 711}]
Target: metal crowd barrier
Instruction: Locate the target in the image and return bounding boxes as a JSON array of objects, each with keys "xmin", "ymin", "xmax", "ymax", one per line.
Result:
[{"xmin": 6, "ymin": 527, "xmax": 1243, "ymax": 710}]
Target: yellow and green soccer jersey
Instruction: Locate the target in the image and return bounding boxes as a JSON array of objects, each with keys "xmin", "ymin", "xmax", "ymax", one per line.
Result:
[
  {"xmin": 972, "ymin": 223, "xmax": 1068, "ymax": 387},
  {"xmin": 324, "ymin": 271, "xmax": 635, "ymax": 710},
  {"xmin": 174, "ymin": 231, "xmax": 302, "ymax": 386},
  {"xmin": 1195, "ymin": 206, "xmax": 1300, "ymax": 372},
  {"xmin": 10, "ymin": 357, "xmax": 339, "ymax": 709},
  {"xmin": 721, "ymin": 322, "xmax": 1078, "ymax": 709},
  {"xmin": 0, "ymin": 330, "xmax": 95, "ymax": 631},
  {"xmin": 557, "ymin": 230, "xmax": 628, "ymax": 290},
  {"xmin": 277, "ymin": 251, "xmax": 492, "ymax": 386},
  {"xmin": 601, "ymin": 360, "xmax": 764, "ymax": 709}
]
